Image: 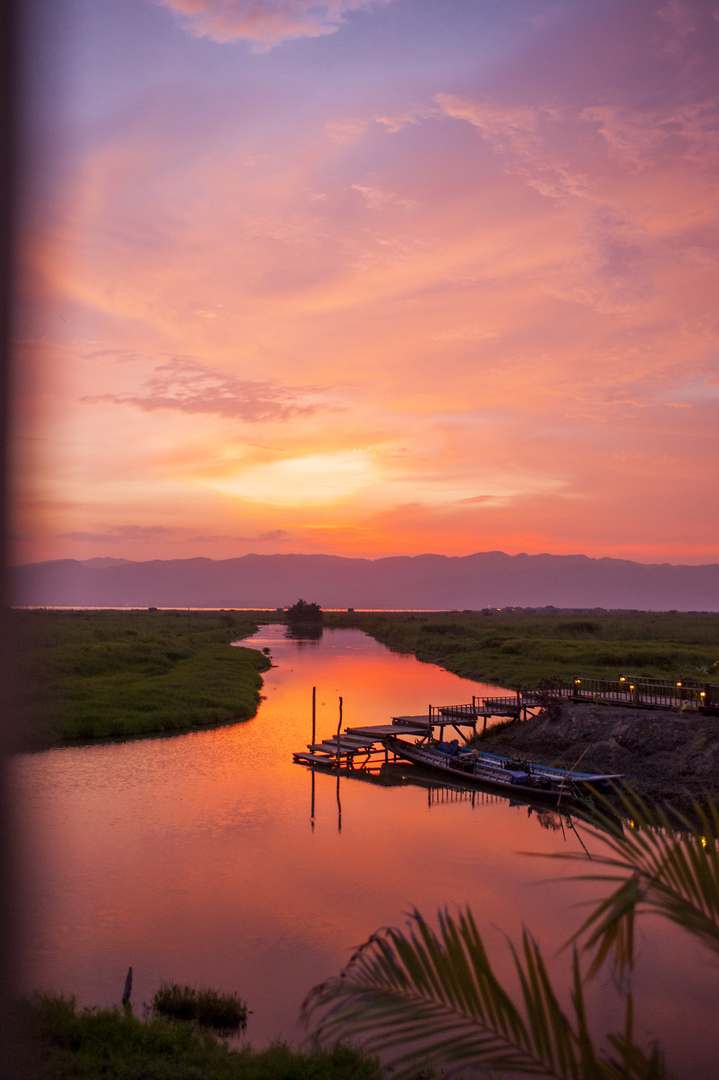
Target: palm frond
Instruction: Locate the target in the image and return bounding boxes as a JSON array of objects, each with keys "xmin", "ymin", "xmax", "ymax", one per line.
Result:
[
  {"xmin": 301, "ymin": 908, "xmax": 670, "ymax": 1080},
  {"xmin": 544, "ymin": 791, "xmax": 719, "ymax": 977}
]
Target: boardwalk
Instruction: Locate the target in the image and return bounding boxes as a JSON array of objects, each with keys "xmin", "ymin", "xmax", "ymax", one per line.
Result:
[{"xmin": 519, "ymin": 675, "xmax": 719, "ymax": 712}]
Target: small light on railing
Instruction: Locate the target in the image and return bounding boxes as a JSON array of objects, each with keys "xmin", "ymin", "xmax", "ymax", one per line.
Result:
[
  {"xmin": 620, "ymin": 676, "xmax": 625, "ymax": 682},
  {"xmin": 701, "ymin": 692, "xmax": 706, "ymax": 698},
  {"xmin": 630, "ymin": 685, "xmax": 635, "ymax": 691},
  {"xmin": 677, "ymin": 682, "xmax": 682, "ymax": 687},
  {"xmin": 702, "ymin": 836, "xmax": 708, "ymax": 848}
]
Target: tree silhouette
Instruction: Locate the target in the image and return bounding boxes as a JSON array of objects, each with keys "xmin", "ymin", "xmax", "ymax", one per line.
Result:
[{"xmin": 286, "ymin": 599, "xmax": 323, "ymax": 625}]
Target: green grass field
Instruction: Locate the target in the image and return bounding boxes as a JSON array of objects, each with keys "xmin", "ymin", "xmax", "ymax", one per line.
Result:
[
  {"xmin": 19, "ymin": 992, "xmax": 383, "ymax": 1080},
  {"xmin": 323, "ymin": 609, "xmax": 719, "ymax": 688},
  {"xmin": 17, "ymin": 607, "xmax": 719, "ymax": 745},
  {"xmin": 15, "ymin": 610, "xmax": 273, "ymax": 745}
]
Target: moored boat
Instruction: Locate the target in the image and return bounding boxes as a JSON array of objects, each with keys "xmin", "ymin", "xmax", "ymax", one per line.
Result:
[{"xmin": 385, "ymin": 734, "xmax": 624, "ymax": 803}]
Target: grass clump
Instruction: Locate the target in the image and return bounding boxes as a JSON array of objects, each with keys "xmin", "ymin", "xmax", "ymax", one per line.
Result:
[
  {"xmin": 20, "ymin": 992, "xmax": 384, "ymax": 1080},
  {"xmin": 15, "ymin": 609, "xmax": 273, "ymax": 746},
  {"xmin": 152, "ymin": 982, "xmax": 247, "ymax": 1031}
]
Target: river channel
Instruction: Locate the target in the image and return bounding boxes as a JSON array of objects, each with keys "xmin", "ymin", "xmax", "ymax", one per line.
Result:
[{"xmin": 13, "ymin": 625, "xmax": 719, "ymax": 1075}]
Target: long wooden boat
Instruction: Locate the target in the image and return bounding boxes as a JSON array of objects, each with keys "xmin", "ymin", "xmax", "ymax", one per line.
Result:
[{"xmin": 385, "ymin": 734, "xmax": 624, "ymax": 803}]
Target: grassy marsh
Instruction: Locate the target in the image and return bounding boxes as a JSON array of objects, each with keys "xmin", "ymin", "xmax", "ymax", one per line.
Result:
[
  {"xmin": 323, "ymin": 609, "xmax": 719, "ymax": 687},
  {"xmin": 16, "ymin": 609, "xmax": 273, "ymax": 746}
]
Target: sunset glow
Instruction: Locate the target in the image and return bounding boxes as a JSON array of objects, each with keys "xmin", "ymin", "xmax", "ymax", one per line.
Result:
[{"xmin": 16, "ymin": 0, "xmax": 719, "ymax": 564}]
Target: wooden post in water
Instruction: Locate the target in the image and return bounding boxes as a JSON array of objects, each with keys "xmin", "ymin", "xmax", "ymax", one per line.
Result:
[
  {"xmin": 336, "ymin": 696, "xmax": 343, "ymax": 830},
  {"xmin": 310, "ymin": 769, "xmax": 315, "ymax": 831},
  {"xmin": 311, "ymin": 686, "xmax": 316, "ymax": 747},
  {"xmin": 122, "ymin": 966, "xmax": 133, "ymax": 1010}
]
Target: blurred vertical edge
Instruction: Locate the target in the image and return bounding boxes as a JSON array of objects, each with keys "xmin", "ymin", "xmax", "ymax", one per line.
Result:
[{"xmin": 0, "ymin": 0, "xmax": 25, "ymax": 1075}]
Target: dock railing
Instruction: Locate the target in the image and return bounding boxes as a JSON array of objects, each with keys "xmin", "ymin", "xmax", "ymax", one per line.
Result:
[
  {"xmin": 473, "ymin": 695, "xmax": 523, "ymax": 716},
  {"xmin": 510, "ymin": 677, "xmax": 719, "ymax": 712},
  {"xmin": 425, "ymin": 678, "xmax": 719, "ymax": 740},
  {"xmin": 430, "ymin": 703, "xmax": 481, "ymax": 721}
]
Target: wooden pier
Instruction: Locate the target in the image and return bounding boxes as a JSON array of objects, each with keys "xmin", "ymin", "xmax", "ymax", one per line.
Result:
[
  {"xmin": 293, "ymin": 674, "xmax": 719, "ymax": 772},
  {"xmin": 292, "ymin": 699, "xmax": 520, "ymax": 770}
]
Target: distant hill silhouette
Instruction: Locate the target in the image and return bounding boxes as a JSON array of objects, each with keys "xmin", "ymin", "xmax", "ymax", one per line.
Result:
[{"xmin": 12, "ymin": 552, "xmax": 719, "ymax": 610}]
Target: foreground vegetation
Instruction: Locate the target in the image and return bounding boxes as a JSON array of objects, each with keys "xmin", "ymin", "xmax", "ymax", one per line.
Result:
[
  {"xmin": 324, "ymin": 609, "xmax": 719, "ymax": 687},
  {"xmin": 303, "ymin": 791, "xmax": 719, "ymax": 1079},
  {"xmin": 20, "ymin": 993, "xmax": 383, "ymax": 1080},
  {"xmin": 15, "ymin": 609, "xmax": 273, "ymax": 745}
]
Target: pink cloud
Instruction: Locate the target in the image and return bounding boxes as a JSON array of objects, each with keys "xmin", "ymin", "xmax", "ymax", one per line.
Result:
[
  {"xmin": 158, "ymin": 0, "xmax": 393, "ymax": 49},
  {"xmin": 80, "ymin": 358, "xmax": 340, "ymax": 421}
]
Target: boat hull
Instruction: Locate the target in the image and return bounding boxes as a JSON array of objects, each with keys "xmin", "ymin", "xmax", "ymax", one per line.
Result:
[{"xmin": 385, "ymin": 737, "xmax": 623, "ymax": 804}]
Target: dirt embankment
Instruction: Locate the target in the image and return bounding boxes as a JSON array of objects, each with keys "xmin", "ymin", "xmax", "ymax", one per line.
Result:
[{"xmin": 478, "ymin": 704, "xmax": 719, "ymax": 811}]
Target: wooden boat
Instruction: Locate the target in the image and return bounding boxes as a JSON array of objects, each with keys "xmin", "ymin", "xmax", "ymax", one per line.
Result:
[{"xmin": 384, "ymin": 734, "xmax": 624, "ymax": 803}]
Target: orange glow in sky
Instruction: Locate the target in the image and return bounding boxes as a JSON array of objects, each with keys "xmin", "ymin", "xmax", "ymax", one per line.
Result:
[{"xmin": 15, "ymin": 0, "xmax": 719, "ymax": 565}]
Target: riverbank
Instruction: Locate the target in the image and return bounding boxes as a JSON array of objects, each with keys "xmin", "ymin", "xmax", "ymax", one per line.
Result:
[
  {"xmin": 324, "ymin": 610, "xmax": 719, "ymax": 686},
  {"xmin": 16, "ymin": 609, "xmax": 273, "ymax": 746},
  {"xmin": 477, "ymin": 703, "xmax": 719, "ymax": 810}
]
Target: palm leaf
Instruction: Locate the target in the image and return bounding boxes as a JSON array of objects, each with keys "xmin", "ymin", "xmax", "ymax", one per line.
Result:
[
  {"xmin": 301, "ymin": 907, "xmax": 670, "ymax": 1080},
  {"xmin": 542, "ymin": 792, "xmax": 719, "ymax": 977}
]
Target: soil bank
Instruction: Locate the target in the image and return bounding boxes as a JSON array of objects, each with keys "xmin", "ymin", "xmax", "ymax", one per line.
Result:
[{"xmin": 478, "ymin": 704, "xmax": 719, "ymax": 811}]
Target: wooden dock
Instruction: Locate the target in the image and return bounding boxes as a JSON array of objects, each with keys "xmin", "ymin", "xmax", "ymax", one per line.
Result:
[
  {"xmin": 293, "ymin": 675, "xmax": 719, "ymax": 771},
  {"xmin": 292, "ymin": 701, "xmax": 518, "ymax": 770}
]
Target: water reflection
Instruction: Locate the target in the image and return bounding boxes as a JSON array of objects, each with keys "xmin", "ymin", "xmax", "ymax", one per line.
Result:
[
  {"xmin": 303, "ymin": 756, "xmax": 601, "ymax": 841},
  {"xmin": 284, "ymin": 624, "xmax": 324, "ymax": 642},
  {"xmin": 13, "ymin": 625, "xmax": 719, "ymax": 1077}
]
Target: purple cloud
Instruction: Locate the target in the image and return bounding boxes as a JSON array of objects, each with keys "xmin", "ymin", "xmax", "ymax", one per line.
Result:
[{"xmin": 158, "ymin": 0, "xmax": 393, "ymax": 50}]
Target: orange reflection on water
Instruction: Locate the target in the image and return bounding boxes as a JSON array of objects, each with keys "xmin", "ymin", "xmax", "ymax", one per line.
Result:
[{"xmin": 14, "ymin": 627, "xmax": 719, "ymax": 1075}]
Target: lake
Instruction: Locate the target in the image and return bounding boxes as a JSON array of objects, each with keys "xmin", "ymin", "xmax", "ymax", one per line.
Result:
[{"xmin": 13, "ymin": 625, "xmax": 719, "ymax": 1076}]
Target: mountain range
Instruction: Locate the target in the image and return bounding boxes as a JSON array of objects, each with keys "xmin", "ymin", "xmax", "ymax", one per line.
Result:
[{"xmin": 12, "ymin": 552, "xmax": 719, "ymax": 611}]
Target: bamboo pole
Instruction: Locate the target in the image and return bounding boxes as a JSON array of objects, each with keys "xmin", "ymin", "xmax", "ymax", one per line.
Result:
[
  {"xmin": 336, "ymin": 696, "xmax": 343, "ymax": 764},
  {"xmin": 311, "ymin": 685, "xmax": 316, "ymax": 747}
]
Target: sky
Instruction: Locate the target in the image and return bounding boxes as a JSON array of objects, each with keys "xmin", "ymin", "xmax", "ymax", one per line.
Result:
[{"xmin": 14, "ymin": 0, "xmax": 719, "ymax": 565}]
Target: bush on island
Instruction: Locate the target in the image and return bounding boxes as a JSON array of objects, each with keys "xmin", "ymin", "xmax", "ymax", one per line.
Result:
[{"xmin": 286, "ymin": 599, "xmax": 323, "ymax": 625}]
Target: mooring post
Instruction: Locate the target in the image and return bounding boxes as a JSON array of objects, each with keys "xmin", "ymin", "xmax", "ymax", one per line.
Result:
[
  {"xmin": 122, "ymin": 966, "xmax": 133, "ymax": 1010},
  {"xmin": 311, "ymin": 685, "xmax": 316, "ymax": 747},
  {"xmin": 336, "ymin": 696, "xmax": 343, "ymax": 764}
]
